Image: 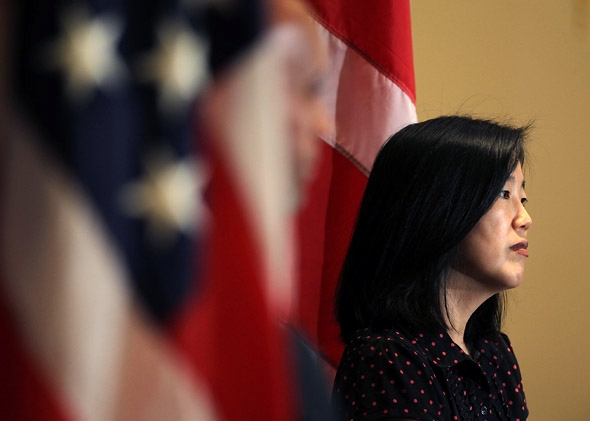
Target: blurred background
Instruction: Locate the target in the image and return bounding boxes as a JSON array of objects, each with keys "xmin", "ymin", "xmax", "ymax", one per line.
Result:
[{"xmin": 411, "ymin": 1, "xmax": 590, "ymax": 419}]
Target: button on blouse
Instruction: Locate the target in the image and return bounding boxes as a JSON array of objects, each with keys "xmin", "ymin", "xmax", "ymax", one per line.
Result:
[{"xmin": 333, "ymin": 327, "xmax": 528, "ymax": 420}]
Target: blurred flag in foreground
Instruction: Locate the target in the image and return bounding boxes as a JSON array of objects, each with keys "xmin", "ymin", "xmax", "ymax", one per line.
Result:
[
  {"xmin": 0, "ymin": 0, "xmax": 309, "ymax": 419},
  {"xmin": 170, "ymin": 13, "xmax": 302, "ymax": 421},
  {"xmin": 171, "ymin": 0, "xmax": 338, "ymax": 418},
  {"xmin": 296, "ymin": 0, "xmax": 417, "ymax": 369}
]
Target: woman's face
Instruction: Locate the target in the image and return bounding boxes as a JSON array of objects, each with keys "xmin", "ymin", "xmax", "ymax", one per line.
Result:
[{"xmin": 451, "ymin": 162, "xmax": 532, "ymax": 293}]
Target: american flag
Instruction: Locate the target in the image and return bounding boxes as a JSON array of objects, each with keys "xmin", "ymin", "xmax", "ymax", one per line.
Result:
[
  {"xmin": 10, "ymin": 0, "xmax": 262, "ymax": 325},
  {"xmin": 0, "ymin": 0, "xmax": 297, "ymax": 419},
  {"xmin": 297, "ymin": 0, "xmax": 417, "ymax": 369},
  {"xmin": 0, "ymin": 0, "xmax": 417, "ymax": 418}
]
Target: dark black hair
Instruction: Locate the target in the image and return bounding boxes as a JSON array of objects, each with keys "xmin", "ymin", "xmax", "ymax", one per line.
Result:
[{"xmin": 336, "ymin": 115, "xmax": 530, "ymax": 344}]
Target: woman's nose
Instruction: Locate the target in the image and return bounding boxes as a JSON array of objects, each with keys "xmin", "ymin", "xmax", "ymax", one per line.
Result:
[{"xmin": 515, "ymin": 203, "xmax": 532, "ymax": 231}]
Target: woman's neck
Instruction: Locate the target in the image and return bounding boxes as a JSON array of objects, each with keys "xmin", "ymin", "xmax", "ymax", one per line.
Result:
[
  {"xmin": 444, "ymin": 269, "xmax": 496, "ymax": 356},
  {"xmin": 444, "ymin": 297, "xmax": 472, "ymax": 356}
]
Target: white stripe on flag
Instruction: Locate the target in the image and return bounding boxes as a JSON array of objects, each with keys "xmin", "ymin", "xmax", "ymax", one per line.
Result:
[
  {"xmin": 315, "ymin": 23, "xmax": 417, "ymax": 175},
  {"xmin": 205, "ymin": 27, "xmax": 296, "ymax": 320}
]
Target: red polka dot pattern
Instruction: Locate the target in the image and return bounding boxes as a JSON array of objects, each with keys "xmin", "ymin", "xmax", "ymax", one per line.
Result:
[{"xmin": 333, "ymin": 327, "xmax": 528, "ymax": 420}]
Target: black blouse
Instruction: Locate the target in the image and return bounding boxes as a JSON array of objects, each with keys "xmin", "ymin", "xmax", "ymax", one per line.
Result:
[{"xmin": 333, "ymin": 327, "xmax": 528, "ymax": 420}]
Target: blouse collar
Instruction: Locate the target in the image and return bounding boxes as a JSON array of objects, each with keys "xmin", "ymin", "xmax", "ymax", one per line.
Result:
[{"xmin": 398, "ymin": 325, "xmax": 503, "ymax": 369}]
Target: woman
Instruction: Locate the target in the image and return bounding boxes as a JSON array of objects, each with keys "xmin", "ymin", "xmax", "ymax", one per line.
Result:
[{"xmin": 333, "ymin": 116, "xmax": 532, "ymax": 420}]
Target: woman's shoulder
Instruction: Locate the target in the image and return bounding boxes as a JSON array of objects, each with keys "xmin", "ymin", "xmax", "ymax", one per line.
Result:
[
  {"xmin": 477, "ymin": 331, "xmax": 518, "ymax": 355},
  {"xmin": 474, "ymin": 331, "xmax": 523, "ymax": 372},
  {"xmin": 345, "ymin": 327, "xmax": 418, "ymax": 347},
  {"xmin": 340, "ymin": 327, "xmax": 429, "ymax": 364},
  {"xmin": 334, "ymin": 327, "xmax": 453, "ymax": 420}
]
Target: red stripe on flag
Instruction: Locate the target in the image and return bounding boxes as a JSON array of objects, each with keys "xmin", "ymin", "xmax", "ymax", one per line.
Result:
[
  {"xmin": 295, "ymin": 141, "xmax": 331, "ymax": 339},
  {"xmin": 297, "ymin": 143, "xmax": 367, "ymax": 367},
  {"xmin": 0, "ymin": 293, "xmax": 72, "ymax": 421},
  {"xmin": 316, "ymin": 150, "xmax": 367, "ymax": 367},
  {"xmin": 306, "ymin": 0, "xmax": 415, "ymax": 102},
  {"xmin": 171, "ymin": 139, "xmax": 296, "ymax": 421}
]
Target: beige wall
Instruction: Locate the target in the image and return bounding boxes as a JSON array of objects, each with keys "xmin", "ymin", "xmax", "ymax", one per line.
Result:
[{"xmin": 411, "ymin": 1, "xmax": 590, "ymax": 418}]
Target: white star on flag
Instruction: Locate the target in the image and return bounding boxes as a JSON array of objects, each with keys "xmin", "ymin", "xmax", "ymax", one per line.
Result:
[
  {"xmin": 119, "ymin": 150, "xmax": 209, "ymax": 246},
  {"xmin": 44, "ymin": 8, "xmax": 125, "ymax": 102},
  {"xmin": 137, "ymin": 19, "xmax": 209, "ymax": 114}
]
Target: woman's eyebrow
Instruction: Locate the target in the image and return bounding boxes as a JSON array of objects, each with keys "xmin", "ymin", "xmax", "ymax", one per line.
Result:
[{"xmin": 507, "ymin": 174, "xmax": 526, "ymax": 189}]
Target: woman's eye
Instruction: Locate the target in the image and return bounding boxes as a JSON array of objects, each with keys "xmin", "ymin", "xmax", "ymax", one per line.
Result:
[
  {"xmin": 499, "ymin": 190, "xmax": 510, "ymax": 199},
  {"xmin": 521, "ymin": 197, "xmax": 528, "ymax": 206}
]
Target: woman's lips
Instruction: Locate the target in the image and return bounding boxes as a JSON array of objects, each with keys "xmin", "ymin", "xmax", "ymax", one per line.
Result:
[{"xmin": 511, "ymin": 241, "xmax": 529, "ymax": 257}]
